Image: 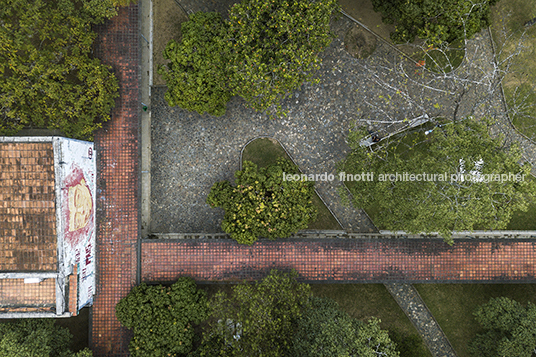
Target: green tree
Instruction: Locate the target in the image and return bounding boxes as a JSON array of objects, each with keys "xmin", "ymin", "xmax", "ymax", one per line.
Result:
[
  {"xmin": 226, "ymin": 0, "xmax": 338, "ymax": 116},
  {"xmin": 293, "ymin": 297, "xmax": 400, "ymax": 357},
  {"xmin": 158, "ymin": 12, "xmax": 231, "ymax": 116},
  {"xmin": 0, "ymin": 0, "xmax": 120, "ymax": 139},
  {"xmin": 115, "ymin": 277, "xmax": 210, "ymax": 357},
  {"xmin": 371, "ymin": 0, "xmax": 499, "ymax": 44},
  {"xmin": 207, "ymin": 159, "xmax": 317, "ymax": 245},
  {"xmin": 339, "ymin": 118, "xmax": 536, "ymax": 244},
  {"xmin": 160, "ymin": 0, "xmax": 338, "ymax": 117},
  {"xmin": 198, "ymin": 270, "xmax": 311, "ymax": 357},
  {"xmin": 0, "ymin": 319, "xmax": 92, "ymax": 357},
  {"xmin": 469, "ymin": 297, "xmax": 536, "ymax": 357}
]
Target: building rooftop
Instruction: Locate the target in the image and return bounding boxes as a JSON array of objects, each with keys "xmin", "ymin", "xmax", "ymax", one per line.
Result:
[{"xmin": 0, "ymin": 142, "xmax": 58, "ymax": 272}]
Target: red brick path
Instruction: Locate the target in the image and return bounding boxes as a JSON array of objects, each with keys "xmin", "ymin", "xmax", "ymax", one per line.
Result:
[
  {"xmin": 142, "ymin": 240, "xmax": 536, "ymax": 283},
  {"xmin": 90, "ymin": 4, "xmax": 139, "ymax": 356}
]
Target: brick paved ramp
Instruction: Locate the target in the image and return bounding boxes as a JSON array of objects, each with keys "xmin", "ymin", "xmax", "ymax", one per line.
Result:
[
  {"xmin": 142, "ymin": 239, "xmax": 536, "ymax": 283},
  {"xmin": 90, "ymin": 4, "xmax": 139, "ymax": 357}
]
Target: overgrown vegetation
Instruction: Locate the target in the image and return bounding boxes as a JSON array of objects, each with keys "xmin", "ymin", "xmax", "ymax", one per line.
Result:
[
  {"xmin": 311, "ymin": 284, "xmax": 431, "ymax": 357},
  {"xmin": 197, "ymin": 270, "xmax": 312, "ymax": 357},
  {"xmin": 158, "ymin": 12, "xmax": 230, "ymax": 116},
  {"xmin": 294, "ymin": 296, "xmax": 399, "ymax": 357},
  {"xmin": 0, "ymin": 0, "xmax": 128, "ymax": 139},
  {"xmin": 118, "ymin": 272, "xmax": 412, "ymax": 357},
  {"xmin": 469, "ymin": 297, "xmax": 536, "ymax": 357}
]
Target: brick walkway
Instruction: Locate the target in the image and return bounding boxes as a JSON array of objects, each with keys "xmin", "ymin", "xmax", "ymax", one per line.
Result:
[
  {"xmin": 141, "ymin": 239, "xmax": 536, "ymax": 283},
  {"xmin": 90, "ymin": 4, "xmax": 140, "ymax": 357}
]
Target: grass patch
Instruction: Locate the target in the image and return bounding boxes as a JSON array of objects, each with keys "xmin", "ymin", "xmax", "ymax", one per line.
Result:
[
  {"xmin": 422, "ymin": 40, "xmax": 465, "ymax": 73},
  {"xmin": 311, "ymin": 284, "xmax": 432, "ymax": 357},
  {"xmin": 490, "ymin": 0, "xmax": 536, "ymax": 141},
  {"xmin": 415, "ymin": 284, "xmax": 536, "ymax": 357},
  {"xmin": 242, "ymin": 138, "xmax": 341, "ymax": 230}
]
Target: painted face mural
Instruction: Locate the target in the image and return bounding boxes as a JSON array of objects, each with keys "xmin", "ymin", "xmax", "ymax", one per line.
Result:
[
  {"xmin": 68, "ymin": 178, "xmax": 92, "ymax": 231},
  {"xmin": 63, "ymin": 164, "xmax": 94, "ymax": 248}
]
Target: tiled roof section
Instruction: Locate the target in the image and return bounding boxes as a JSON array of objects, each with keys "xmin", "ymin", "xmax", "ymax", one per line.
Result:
[
  {"xmin": 0, "ymin": 278, "xmax": 56, "ymax": 310},
  {"xmin": 0, "ymin": 143, "xmax": 57, "ymax": 271}
]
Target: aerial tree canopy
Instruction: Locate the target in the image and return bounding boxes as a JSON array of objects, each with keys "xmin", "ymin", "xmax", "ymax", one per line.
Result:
[
  {"xmin": 339, "ymin": 118, "xmax": 535, "ymax": 243},
  {"xmin": 158, "ymin": 12, "xmax": 231, "ymax": 116},
  {"xmin": 371, "ymin": 0, "xmax": 499, "ymax": 44},
  {"xmin": 160, "ymin": 0, "xmax": 338, "ymax": 117},
  {"xmin": 0, "ymin": 319, "xmax": 92, "ymax": 357},
  {"xmin": 226, "ymin": 0, "xmax": 338, "ymax": 116},
  {"xmin": 197, "ymin": 270, "xmax": 311, "ymax": 357},
  {"xmin": 207, "ymin": 159, "xmax": 317, "ymax": 245},
  {"xmin": 469, "ymin": 297, "xmax": 536, "ymax": 357},
  {"xmin": 0, "ymin": 0, "xmax": 121, "ymax": 139},
  {"xmin": 293, "ymin": 296, "xmax": 400, "ymax": 357},
  {"xmin": 115, "ymin": 277, "xmax": 210, "ymax": 357}
]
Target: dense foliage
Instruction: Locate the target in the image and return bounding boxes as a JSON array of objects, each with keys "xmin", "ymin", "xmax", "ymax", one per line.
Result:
[
  {"xmin": 371, "ymin": 0, "xmax": 499, "ymax": 44},
  {"xmin": 293, "ymin": 297, "xmax": 400, "ymax": 357},
  {"xmin": 0, "ymin": 0, "xmax": 121, "ymax": 139},
  {"xmin": 469, "ymin": 297, "xmax": 536, "ymax": 357},
  {"xmin": 207, "ymin": 159, "xmax": 317, "ymax": 245},
  {"xmin": 0, "ymin": 319, "xmax": 92, "ymax": 357},
  {"xmin": 158, "ymin": 12, "xmax": 231, "ymax": 116},
  {"xmin": 197, "ymin": 270, "xmax": 312, "ymax": 357},
  {"xmin": 115, "ymin": 277, "xmax": 209, "ymax": 357},
  {"xmin": 160, "ymin": 0, "xmax": 338, "ymax": 117},
  {"xmin": 339, "ymin": 118, "xmax": 536, "ymax": 243},
  {"xmin": 226, "ymin": 0, "xmax": 338, "ymax": 116}
]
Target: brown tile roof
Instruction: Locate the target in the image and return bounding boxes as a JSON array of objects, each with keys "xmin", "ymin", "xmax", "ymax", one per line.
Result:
[
  {"xmin": 0, "ymin": 278, "xmax": 56, "ymax": 309},
  {"xmin": 0, "ymin": 143, "xmax": 57, "ymax": 271}
]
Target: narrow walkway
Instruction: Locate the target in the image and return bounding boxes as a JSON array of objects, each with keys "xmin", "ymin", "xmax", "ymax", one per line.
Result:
[
  {"xmin": 385, "ymin": 283, "xmax": 458, "ymax": 357},
  {"xmin": 90, "ymin": 4, "xmax": 140, "ymax": 357},
  {"xmin": 141, "ymin": 239, "xmax": 536, "ymax": 283}
]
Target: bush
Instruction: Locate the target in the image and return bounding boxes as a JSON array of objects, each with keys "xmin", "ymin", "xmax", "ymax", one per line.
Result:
[
  {"xmin": 160, "ymin": 0, "xmax": 338, "ymax": 117},
  {"xmin": 207, "ymin": 159, "xmax": 317, "ymax": 244},
  {"xmin": 115, "ymin": 277, "xmax": 209, "ymax": 357},
  {"xmin": 158, "ymin": 12, "xmax": 231, "ymax": 116},
  {"xmin": 469, "ymin": 297, "xmax": 536, "ymax": 357}
]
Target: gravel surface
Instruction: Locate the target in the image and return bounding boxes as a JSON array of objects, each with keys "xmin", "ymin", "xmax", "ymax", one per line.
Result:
[
  {"xmin": 385, "ymin": 283, "xmax": 459, "ymax": 357},
  {"xmin": 150, "ymin": 16, "xmax": 385, "ymax": 233}
]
